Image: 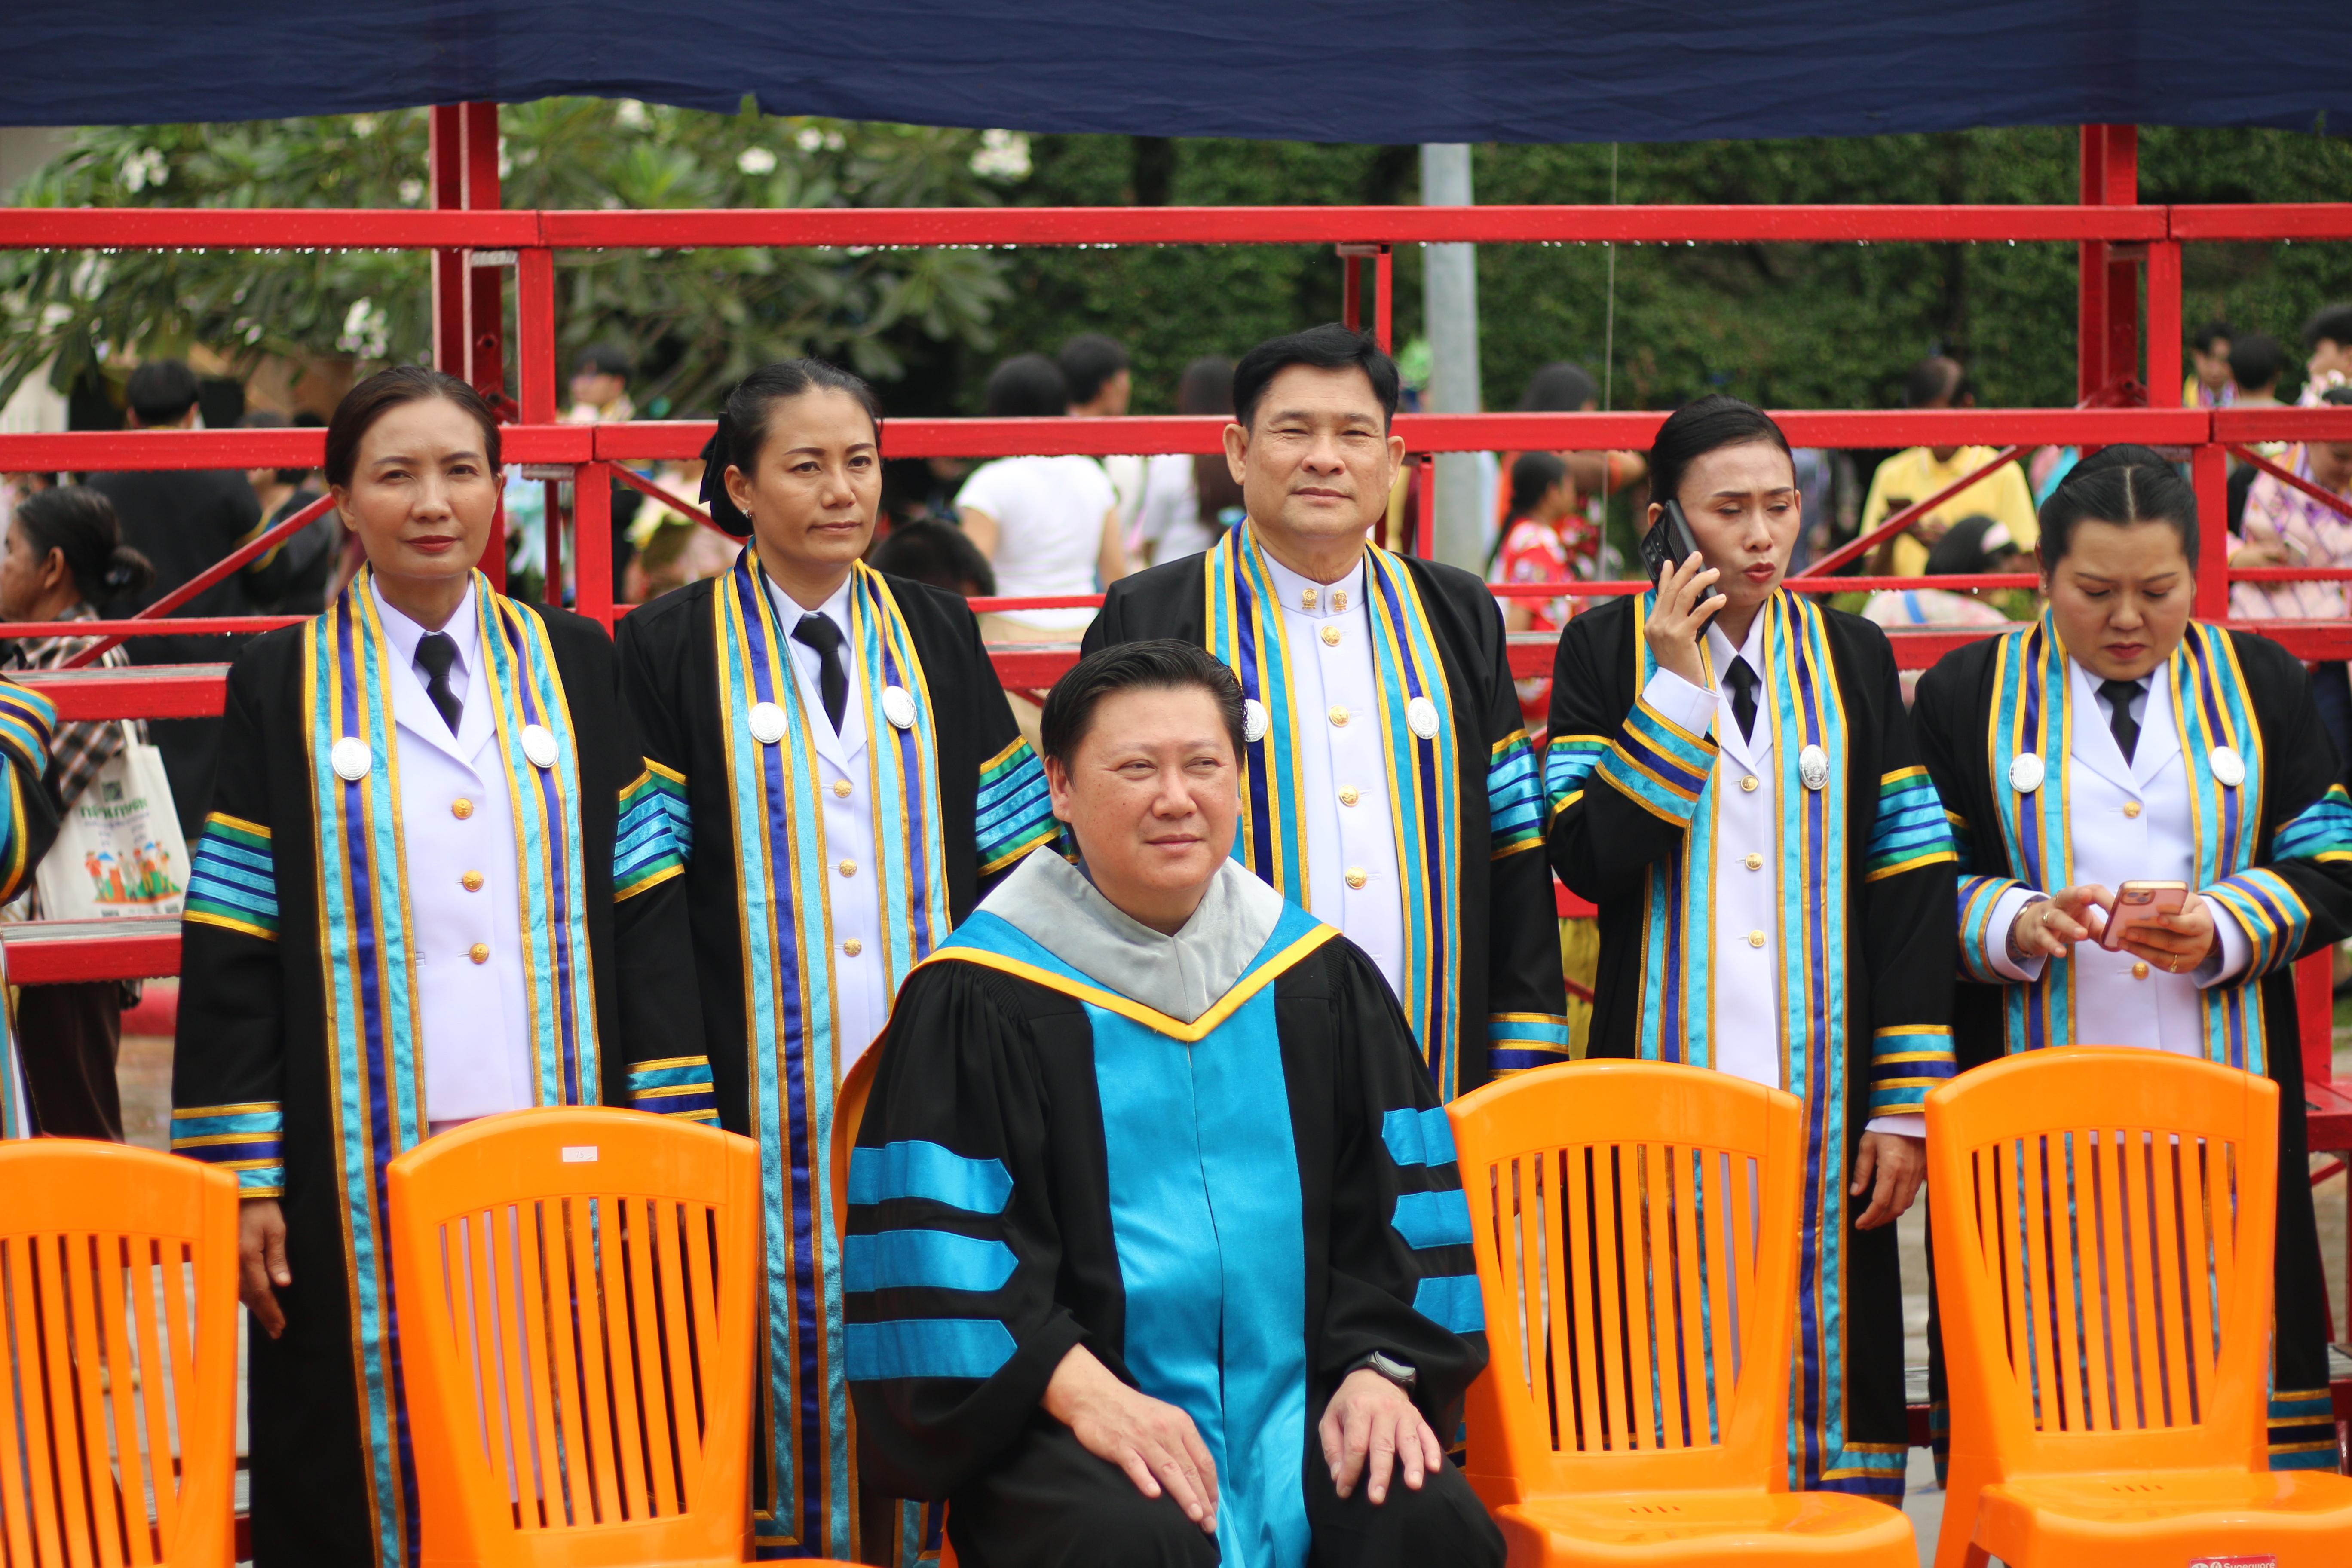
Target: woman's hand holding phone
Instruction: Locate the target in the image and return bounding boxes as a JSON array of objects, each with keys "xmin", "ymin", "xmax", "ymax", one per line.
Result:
[
  {"xmin": 2103, "ymin": 887, "xmax": 2215, "ymax": 974},
  {"xmin": 1642, "ymin": 551, "xmax": 1724, "ymax": 691}
]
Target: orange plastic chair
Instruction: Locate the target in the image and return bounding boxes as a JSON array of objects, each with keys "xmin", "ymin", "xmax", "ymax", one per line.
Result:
[
  {"xmin": 0, "ymin": 1139, "xmax": 239, "ymax": 1568},
  {"xmin": 1449, "ymin": 1060, "xmax": 1915, "ymax": 1565},
  {"xmin": 388, "ymin": 1107, "xmax": 864, "ymax": 1567},
  {"xmin": 1926, "ymin": 1045, "xmax": 2352, "ymax": 1567}
]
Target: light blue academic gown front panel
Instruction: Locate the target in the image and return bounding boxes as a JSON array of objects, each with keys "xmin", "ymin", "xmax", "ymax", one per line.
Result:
[{"xmin": 1087, "ymin": 991, "xmax": 1311, "ymax": 1568}]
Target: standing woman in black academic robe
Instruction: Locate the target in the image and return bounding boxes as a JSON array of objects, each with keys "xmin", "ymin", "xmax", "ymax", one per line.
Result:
[
  {"xmin": 170, "ymin": 367, "xmax": 703, "ymax": 1568},
  {"xmin": 1912, "ymin": 445, "xmax": 2352, "ymax": 1470},
  {"xmin": 614, "ymin": 359, "xmax": 1056, "ymax": 1564},
  {"xmin": 1544, "ymin": 395, "xmax": 1958, "ymax": 1500}
]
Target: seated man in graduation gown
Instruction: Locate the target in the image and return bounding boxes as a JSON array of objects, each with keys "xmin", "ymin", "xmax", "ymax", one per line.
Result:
[
  {"xmin": 1082, "ymin": 324, "xmax": 1565, "ymax": 1098},
  {"xmin": 847, "ymin": 640, "xmax": 1504, "ymax": 1568}
]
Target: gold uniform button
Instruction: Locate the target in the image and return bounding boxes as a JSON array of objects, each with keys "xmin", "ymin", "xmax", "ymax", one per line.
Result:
[
  {"xmin": 837, "ymin": 859, "xmax": 857, "ymax": 879},
  {"xmin": 1744, "ymin": 853, "xmax": 1764, "ymax": 871},
  {"xmin": 2122, "ymin": 801, "xmax": 2142, "ymax": 819},
  {"xmin": 468, "ymin": 943, "xmax": 490, "ymax": 965},
  {"xmin": 1330, "ymin": 590, "xmax": 1348, "ymax": 612},
  {"xmin": 452, "ymin": 797, "xmax": 474, "ymax": 820},
  {"xmin": 1338, "ymin": 785, "xmax": 1361, "ymax": 807},
  {"xmin": 832, "ymin": 779, "xmax": 852, "ymax": 798},
  {"xmin": 1746, "ymin": 930, "xmax": 1767, "ymax": 949},
  {"xmin": 1740, "ymin": 776, "xmax": 1759, "ymax": 793},
  {"xmin": 2132, "ymin": 961, "xmax": 2150, "ymax": 980},
  {"xmin": 1328, "ymin": 705, "xmax": 1349, "ymax": 728},
  {"xmin": 1300, "ymin": 587, "xmax": 1319, "ymax": 610},
  {"xmin": 842, "ymin": 938, "xmax": 863, "ymax": 958},
  {"xmin": 1320, "ymin": 625, "xmax": 1342, "ymax": 647},
  {"xmin": 460, "ymin": 870, "xmax": 484, "ymax": 892},
  {"xmin": 1344, "ymin": 867, "xmax": 1369, "ymax": 890}
]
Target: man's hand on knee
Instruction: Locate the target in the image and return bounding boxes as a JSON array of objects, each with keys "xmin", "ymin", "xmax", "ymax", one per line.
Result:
[
  {"xmin": 1320, "ymin": 1367, "xmax": 1443, "ymax": 1505},
  {"xmin": 1043, "ymin": 1344, "xmax": 1219, "ymax": 1535}
]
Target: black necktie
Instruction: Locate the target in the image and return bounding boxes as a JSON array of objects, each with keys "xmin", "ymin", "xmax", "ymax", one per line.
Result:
[
  {"xmin": 2099, "ymin": 677, "xmax": 2143, "ymax": 763},
  {"xmin": 1724, "ymin": 657, "xmax": 1760, "ymax": 744},
  {"xmin": 414, "ymin": 632, "xmax": 463, "ymax": 736},
  {"xmin": 793, "ymin": 613, "xmax": 849, "ymax": 733}
]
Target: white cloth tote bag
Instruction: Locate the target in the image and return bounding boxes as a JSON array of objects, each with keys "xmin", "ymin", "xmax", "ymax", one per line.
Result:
[{"xmin": 34, "ymin": 722, "xmax": 187, "ymax": 921}]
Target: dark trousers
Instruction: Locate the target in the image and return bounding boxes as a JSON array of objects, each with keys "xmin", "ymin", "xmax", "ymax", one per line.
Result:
[
  {"xmin": 15, "ymin": 980, "xmax": 123, "ymax": 1140},
  {"xmin": 946, "ymin": 1416, "xmax": 1504, "ymax": 1568},
  {"xmin": 2309, "ymin": 660, "xmax": 2352, "ymax": 791}
]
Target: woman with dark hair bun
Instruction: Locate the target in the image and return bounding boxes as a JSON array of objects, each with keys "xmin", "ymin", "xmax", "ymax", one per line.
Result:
[
  {"xmin": 1545, "ymin": 393, "xmax": 1958, "ymax": 1503},
  {"xmin": 0, "ymin": 483, "xmax": 157, "ymax": 1140},
  {"xmin": 615, "ymin": 358, "xmax": 1055, "ymax": 1562},
  {"xmin": 1912, "ymin": 442, "xmax": 2352, "ymax": 1473},
  {"xmin": 168, "ymin": 365, "xmax": 704, "ymax": 1568}
]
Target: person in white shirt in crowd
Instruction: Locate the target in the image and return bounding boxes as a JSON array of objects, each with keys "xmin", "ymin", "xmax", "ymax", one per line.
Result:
[
  {"xmin": 957, "ymin": 352, "xmax": 1130, "ymax": 643},
  {"xmin": 959, "ymin": 351, "xmax": 1132, "ymax": 746},
  {"xmin": 1061, "ymin": 332, "xmax": 1148, "ymax": 533},
  {"xmin": 1545, "ymin": 394, "xmax": 1958, "ymax": 1501},
  {"xmin": 1914, "ymin": 443, "xmax": 2352, "ymax": 1473},
  {"xmin": 169, "ymin": 365, "xmax": 700, "ymax": 1568},
  {"xmin": 1131, "ymin": 355, "xmax": 1244, "ymax": 566}
]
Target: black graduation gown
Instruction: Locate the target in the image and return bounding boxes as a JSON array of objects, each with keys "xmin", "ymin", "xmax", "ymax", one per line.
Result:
[
  {"xmin": 1544, "ymin": 591, "xmax": 1958, "ymax": 1498},
  {"xmin": 846, "ymin": 911, "xmax": 1491, "ymax": 1568},
  {"xmin": 170, "ymin": 592, "xmax": 703, "ymax": 1568},
  {"xmin": 1912, "ymin": 620, "xmax": 2351, "ymax": 1470},
  {"xmin": 1084, "ymin": 546, "xmax": 1566, "ymax": 1098},
  {"xmin": 614, "ymin": 557, "xmax": 1054, "ymax": 1562}
]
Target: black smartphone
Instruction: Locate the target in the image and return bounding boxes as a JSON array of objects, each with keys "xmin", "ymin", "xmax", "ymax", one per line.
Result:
[{"xmin": 1638, "ymin": 500, "xmax": 1720, "ymax": 603}]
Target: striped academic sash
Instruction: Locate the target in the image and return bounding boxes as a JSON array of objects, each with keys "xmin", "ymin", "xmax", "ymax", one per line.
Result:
[
  {"xmin": 305, "ymin": 571, "xmax": 600, "ymax": 1567},
  {"xmin": 717, "ymin": 552, "xmax": 1040, "ymax": 1562},
  {"xmin": 1981, "ymin": 617, "xmax": 2293, "ymax": 1073},
  {"xmin": 1204, "ymin": 527, "xmax": 1465, "ymax": 1095}
]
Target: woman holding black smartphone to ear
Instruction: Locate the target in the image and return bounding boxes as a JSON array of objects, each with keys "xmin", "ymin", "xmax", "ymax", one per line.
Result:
[
  {"xmin": 1911, "ymin": 444, "xmax": 2352, "ymax": 1472},
  {"xmin": 1543, "ymin": 394, "xmax": 1958, "ymax": 1502}
]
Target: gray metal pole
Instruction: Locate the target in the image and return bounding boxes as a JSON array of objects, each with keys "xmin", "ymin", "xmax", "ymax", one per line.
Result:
[{"xmin": 1420, "ymin": 142, "xmax": 1482, "ymax": 572}]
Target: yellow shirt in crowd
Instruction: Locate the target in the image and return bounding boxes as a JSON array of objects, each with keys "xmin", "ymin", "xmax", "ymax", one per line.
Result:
[{"xmin": 1859, "ymin": 446, "xmax": 2040, "ymax": 578}]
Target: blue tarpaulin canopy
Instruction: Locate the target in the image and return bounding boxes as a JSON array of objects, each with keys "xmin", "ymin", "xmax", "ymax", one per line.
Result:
[{"xmin": 9, "ymin": 2, "xmax": 2349, "ymax": 143}]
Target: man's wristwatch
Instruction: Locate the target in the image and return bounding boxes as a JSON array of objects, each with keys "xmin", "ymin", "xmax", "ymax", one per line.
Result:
[{"xmin": 1348, "ymin": 1351, "xmax": 1418, "ymax": 1393}]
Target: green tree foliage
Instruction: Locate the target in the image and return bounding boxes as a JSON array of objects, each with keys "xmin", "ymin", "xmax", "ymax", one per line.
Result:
[
  {"xmin": 989, "ymin": 126, "xmax": 2352, "ymax": 416},
  {"xmin": 1, "ymin": 101, "xmax": 1016, "ymax": 413},
  {"xmin": 8, "ymin": 113, "xmax": 2350, "ymax": 422}
]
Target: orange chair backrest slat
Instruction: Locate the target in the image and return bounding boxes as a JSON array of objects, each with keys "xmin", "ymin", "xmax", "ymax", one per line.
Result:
[
  {"xmin": 1924, "ymin": 1046, "xmax": 2278, "ymax": 1479},
  {"xmin": 829, "ymin": 1042, "xmax": 881, "ymax": 1249},
  {"xmin": 387, "ymin": 1108, "xmax": 763, "ymax": 1568},
  {"xmin": 0, "ymin": 1141, "xmax": 239, "ymax": 1568},
  {"xmin": 1448, "ymin": 1061, "xmax": 1805, "ymax": 1501}
]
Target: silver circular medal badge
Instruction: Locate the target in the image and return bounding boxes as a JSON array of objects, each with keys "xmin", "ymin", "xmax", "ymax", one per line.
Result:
[
  {"xmin": 747, "ymin": 701, "xmax": 789, "ymax": 746},
  {"xmin": 1406, "ymin": 696, "xmax": 1441, "ymax": 741},
  {"xmin": 1243, "ymin": 699, "xmax": 1270, "ymax": 744},
  {"xmin": 2009, "ymin": 752, "xmax": 2045, "ymax": 794},
  {"xmin": 881, "ymin": 685, "xmax": 918, "ymax": 731},
  {"xmin": 1798, "ymin": 744, "xmax": 1830, "ymax": 791},
  {"xmin": 520, "ymin": 723, "xmax": 559, "ymax": 769},
  {"xmin": 2209, "ymin": 745, "xmax": 2245, "ymax": 788},
  {"xmin": 330, "ymin": 736, "xmax": 372, "ymax": 783}
]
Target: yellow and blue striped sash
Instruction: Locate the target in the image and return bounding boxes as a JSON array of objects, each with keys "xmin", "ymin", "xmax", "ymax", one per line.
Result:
[
  {"xmin": 1985, "ymin": 617, "xmax": 2290, "ymax": 1072},
  {"xmin": 1204, "ymin": 527, "xmax": 1465, "ymax": 1095},
  {"xmin": 715, "ymin": 552, "xmax": 967, "ymax": 1561},
  {"xmin": 305, "ymin": 570, "xmax": 599, "ymax": 1567}
]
